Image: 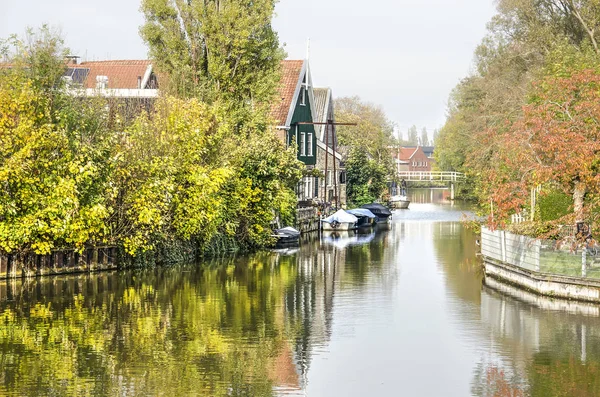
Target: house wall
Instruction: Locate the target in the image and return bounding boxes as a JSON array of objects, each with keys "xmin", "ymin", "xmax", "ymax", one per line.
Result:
[
  {"xmin": 316, "ymin": 144, "xmax": 346, "ymax": 206},
  {"xmin": 288, "ymin": 87, "xmax": 317, "ymax": 166},
  {"xmin": 408, "ymin": 148, "xmax": 431, "ymax": 172}
]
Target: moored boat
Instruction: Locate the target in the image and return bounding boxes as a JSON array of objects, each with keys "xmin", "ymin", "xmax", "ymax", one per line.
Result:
[
  {"xmin": 273, "ymin": 226, "xmax": 301, "ymax": 247},
  {"xmin": 347, "ymin": 208, "xmax": 377, "ymax": 228},
  {"xmin": 361, "ymin": 203, "xmax": 393, "ymax": 223},
  {"xmin": 321, "ymin": 209, "xmax": 358, "ymax": 231},
  {"xmin": 390, "ymin": 195, "xmax": 410, "ymax": 209}
]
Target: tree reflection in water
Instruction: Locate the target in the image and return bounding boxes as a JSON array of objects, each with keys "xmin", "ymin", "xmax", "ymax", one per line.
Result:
[{"xmin": 0, "ymin": 230, "xmax": 390, "ymax": 397}]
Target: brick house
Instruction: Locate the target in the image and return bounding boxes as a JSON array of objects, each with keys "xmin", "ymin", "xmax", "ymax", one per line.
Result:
[{"xmin": 392, "ymin": 146, "xmax": 432, "ymax": 172}]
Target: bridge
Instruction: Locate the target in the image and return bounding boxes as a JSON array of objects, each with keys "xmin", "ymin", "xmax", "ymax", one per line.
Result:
[{"xmin": 397, "ymin": 171, "xmax": 466, "ymax": 182}]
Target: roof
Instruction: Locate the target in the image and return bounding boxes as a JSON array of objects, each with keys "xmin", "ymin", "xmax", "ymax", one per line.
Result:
[
  {"xmin": 313, "ymin": 87, "xmax": 336, "ymax": 145},
  {"xmin": 398, "ymin": 147, "xmax": 418, "ymax": 161},
  {"xmin": 68, "ymin": 60, "xmax": 153, "ymax": 89},
  {"xmin": 313, "ymin": 87, "xmax": 330, "ymax": 123},
  {"xmin": 271, "ymin": 60, "xmax": 305, "ymax": 126}
]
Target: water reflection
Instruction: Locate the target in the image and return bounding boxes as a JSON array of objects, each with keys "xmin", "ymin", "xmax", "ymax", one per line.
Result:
[{"xmin": 2, "ymin": 191, "xmax": 600, "ymax": 396}]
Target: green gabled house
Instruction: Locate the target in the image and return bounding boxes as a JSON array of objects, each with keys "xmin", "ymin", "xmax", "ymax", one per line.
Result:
[{"xmin": 271, "ymin": 60, "xmax": 317, "ymax": 166}]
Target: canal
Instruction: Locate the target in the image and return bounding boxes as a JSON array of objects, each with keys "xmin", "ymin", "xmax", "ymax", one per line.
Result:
[{"xmin": 1, "ymin": 188, "xmax": 600, "ymax": 396}]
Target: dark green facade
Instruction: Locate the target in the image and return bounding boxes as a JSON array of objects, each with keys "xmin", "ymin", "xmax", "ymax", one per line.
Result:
[{"xmin": 287, "ymin": 87, "xmax": 317, "ymax": 166}]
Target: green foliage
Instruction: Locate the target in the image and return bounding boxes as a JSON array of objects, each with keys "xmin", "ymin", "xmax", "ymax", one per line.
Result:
[
  {"xmin": 538, "ymin": 189, "xmax": 573, "ymax": 222},
  {"xmin": 0, "ymin": 29, "xmax": 113, "ymax": 254},
  {"xmin": 113, "ymin": 97, "xmax": 302, "ymax": 255},
  {"xmin": 346, "ymin": 147, "xmax": 389, "ymax": 207},
  {"xmin": 0, "ymin": 27, "xmax": 302, "ymax": 258},
  {"xmin": 140, "ymin": 0, "xmax": 285, "ymax": 125}
]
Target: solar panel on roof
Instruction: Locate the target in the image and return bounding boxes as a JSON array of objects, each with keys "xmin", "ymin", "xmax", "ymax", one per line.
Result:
[{"xmin": 64, "ymin": 68, "xmax": 89, "ymax": 85}]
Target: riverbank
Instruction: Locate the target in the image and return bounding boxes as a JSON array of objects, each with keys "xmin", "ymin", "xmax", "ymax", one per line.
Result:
[{"xmin": 480, "ymin": 226, "xmax": 600, "ymax": 302}]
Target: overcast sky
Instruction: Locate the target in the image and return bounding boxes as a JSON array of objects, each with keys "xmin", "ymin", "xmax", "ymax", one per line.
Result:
[{"xmin": 0, "ymin": 0, "xmax": 496, "ymax": 138}]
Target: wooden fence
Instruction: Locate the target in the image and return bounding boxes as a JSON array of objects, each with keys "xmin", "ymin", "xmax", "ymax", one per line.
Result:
[{"xmin": 0, "ymin": 247, "xmax": 117, "ymax": 280}]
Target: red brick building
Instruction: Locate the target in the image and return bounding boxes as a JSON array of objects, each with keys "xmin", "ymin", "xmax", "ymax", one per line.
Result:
[{"xmin": 392, "ymin": 146, "xmax": 432, "ymax": 172}]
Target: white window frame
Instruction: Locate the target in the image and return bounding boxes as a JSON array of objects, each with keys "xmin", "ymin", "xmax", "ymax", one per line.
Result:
[
  {"xmin": 307, "ymin": 133, "xmax": 313, "ymax": 156},
  {"xmin": 300, "ymin": 132, "xmax": 306, "ymax": 156},
  {"xmin": 300, "ymin": 76, "xmax": 307, "ymax": 106}
]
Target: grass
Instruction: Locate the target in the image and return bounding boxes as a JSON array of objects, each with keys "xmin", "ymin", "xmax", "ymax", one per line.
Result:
[{"xmin": 539, "ymin": 250, "xmax": 600, "ymax": 279}]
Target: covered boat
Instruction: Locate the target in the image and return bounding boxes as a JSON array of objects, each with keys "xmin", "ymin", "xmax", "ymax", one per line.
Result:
[
  {"xmin": 361, "ymin": 203, "xmax": 393, "ymax": 223},
  {"xmin": 321, "ymin": 210, "xmax": 358, "ymax": 231},
  {"xmin": 347, "ymin": 208, "xmax": 377, "ymax": 228},
  {"xmin": 273, "ymin": 226, "xmax": 301, "ymax": 247}
]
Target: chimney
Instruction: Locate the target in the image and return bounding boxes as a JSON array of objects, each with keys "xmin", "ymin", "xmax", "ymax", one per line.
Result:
[
  {"xmin": 137, "ymin": 75, "xmax": 142, "ymax": 89},
  {"xmin": 65, "ymin": 55, "xmax": 80, "ymax": 65}
]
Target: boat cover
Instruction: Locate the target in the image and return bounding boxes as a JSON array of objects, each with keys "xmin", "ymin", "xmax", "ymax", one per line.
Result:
[
  {"xmin": 347, "ymin": 208, "xmax": 377, "ymax": 219},
  {"xmin": 275, "ymin": 226, "xmax": 301, "ymax": 237},
  {"xmin": 361, "ymin": 203, "xmax": 392, "ymax": 217},
  {"xmin": 322, "ymin": 209, "xmax": 358, "ymax": 224}
]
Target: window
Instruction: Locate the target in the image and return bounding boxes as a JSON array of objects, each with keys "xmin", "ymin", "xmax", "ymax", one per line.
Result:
[
  {"xmin": 327, "ymin": 170, "xmax": 332, "ymax": 186},
  {"xmin": 340, "ymin": 171, "xmax": 346, "ymax": 184},
  {"xmin": 300, "ymin": 76, "xmax": 307, "ymax": 106},
  {"xmin": 314, "ymin": 176, "xmax": 319, "ymax": 197},
  {"xmin": 300, "ymin": 132, "xmax": 306, "ymax": 156},
  {"xmin": 307, "ymin": 133, "xmax": 313, "ymax": 156},
  {"xmin": 305, "ymin": 177, "xmax": 311, "ymax": 199}
]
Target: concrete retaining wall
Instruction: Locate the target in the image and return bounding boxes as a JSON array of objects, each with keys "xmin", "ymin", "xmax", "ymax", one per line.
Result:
[{"xmin": 484, "ymin": 257, "xmax": 600, "ymax": 303}]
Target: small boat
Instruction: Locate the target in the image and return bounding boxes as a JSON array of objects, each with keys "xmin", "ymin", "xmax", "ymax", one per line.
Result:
[
  {"xmin": 390, "ymin": 195, "xmax": 410, "ymax": 209},
  {"xmin": 361, "ymin": 203, "xmax": 393, "ymax": 223},
  {"xmin": 347, "ymin": 208, "xmax": 377, "ymax": 228},
  {"xmin": 321, "ymin": 209, "xmax": 358, "ymax": 231},
  {"xmin": 273, "ymin": 226, "xmax": 301, "ymax": 247}
]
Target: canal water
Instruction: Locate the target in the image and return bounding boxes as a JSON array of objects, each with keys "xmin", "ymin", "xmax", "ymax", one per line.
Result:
[{"xmin": 1, "ymin": 188, "xmax": 600, "ymax": 396}]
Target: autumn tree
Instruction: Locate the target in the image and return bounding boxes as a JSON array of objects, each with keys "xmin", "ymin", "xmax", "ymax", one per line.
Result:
[{"xmin": 487, "ymin": 69, "xmax": 600, "ymax": 225}]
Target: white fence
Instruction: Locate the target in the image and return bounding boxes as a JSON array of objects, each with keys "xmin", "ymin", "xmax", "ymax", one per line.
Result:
[
  {"xmin": 397, "ymin": 171, "xmax": 465, "ymax": 182},
  {"xmin": 481, "ymin": 227, "xmax": 541, "ymax": 272}
]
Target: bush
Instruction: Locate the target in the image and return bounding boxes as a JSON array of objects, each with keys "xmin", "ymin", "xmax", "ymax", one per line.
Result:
[{"xmin": 538, "ymin": 189, "xmax": 572, "ymax": 222}]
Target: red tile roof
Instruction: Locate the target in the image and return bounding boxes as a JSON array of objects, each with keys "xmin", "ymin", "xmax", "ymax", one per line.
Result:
[
  {"xmin": 74, "ymin": 60, "xmax": 152, "ymax": 89},
  {"xmin": 271, "ymin": 60, "xmax": 304, "ymax": 126},
  {"xmin": 397, "ymin": 147, "xmax": 418, "ymax": 161}
]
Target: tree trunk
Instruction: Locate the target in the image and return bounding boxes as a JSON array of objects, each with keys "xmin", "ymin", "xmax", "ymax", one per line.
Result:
[{"xmin": 574, "ymin": 180, "xmax": 587, "ymax": 222}]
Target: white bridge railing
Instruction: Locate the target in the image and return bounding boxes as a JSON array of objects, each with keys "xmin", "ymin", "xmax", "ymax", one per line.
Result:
[{"xmin": 397, "ymin": 171, "xmax": 465, "ymax": 182}]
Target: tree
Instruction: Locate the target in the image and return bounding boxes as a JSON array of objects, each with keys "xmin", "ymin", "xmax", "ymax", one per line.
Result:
[
  {"xmin": 334, "ymin": 96, "xmax": 395, "ymax": 161},
  {"xmin": 407, "ymin": 125, "xmax": 419, "ymax": 145},
  {"xmin": 140, "ymin": 0, "xmax": 284, "ymax": 120},
  {"xmin": 486, "ymin": 69, "xmax": 600, "ymax": 225},
  {"xmin": 420, "ymin": 127, "xmax": 429, "ymax": 146},
  {"xmin": 345, "ymin": 147, "xmax": 389, "ymax": 207},
  {"xmin": 0, "ymin": 28, "xmax": 114, "ymax": 254},
  {"xmin": 432, "ymin": 128, "xmax": 440, "ymax": 145}
]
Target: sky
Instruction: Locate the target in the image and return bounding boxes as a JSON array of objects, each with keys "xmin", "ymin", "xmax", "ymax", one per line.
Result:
[{"xmin": 0, "ymin": 0, "xmax": 497, "ymax": 139}]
